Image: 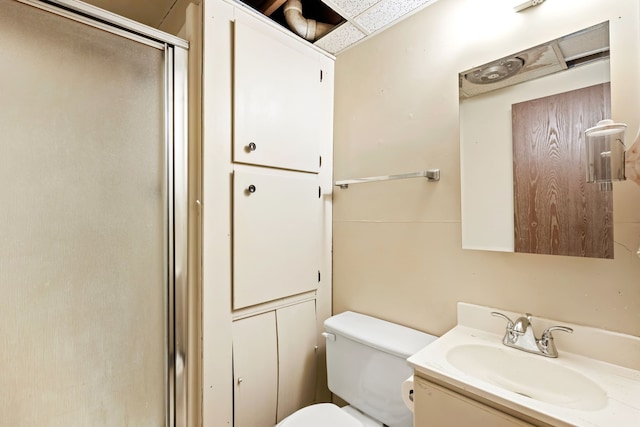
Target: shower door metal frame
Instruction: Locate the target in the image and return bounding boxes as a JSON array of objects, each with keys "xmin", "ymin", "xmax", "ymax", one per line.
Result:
[{"xmin": 12, "ymin": 1, "xmax": 190, "ymax": 426}]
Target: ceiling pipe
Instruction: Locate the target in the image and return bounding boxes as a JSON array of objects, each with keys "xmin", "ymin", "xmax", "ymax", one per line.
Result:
[{"xmin": 283, "ymin": 0, "xmax": 333, "ymax": 41}]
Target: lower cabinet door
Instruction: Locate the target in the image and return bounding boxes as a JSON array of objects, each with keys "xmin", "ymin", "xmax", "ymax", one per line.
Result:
[
  {"xmin": 232, "ymin": 301, "xmax": 319, "ymax": 427},
  {"xmin": 414, "ymin": 376, "xmax": 536, "ymax": 427},
  {"xmin": 276, "ymin": 300, "xmax": 318, "ymax": 422},
  {"xmin": 233, "ymin": 312, "xmax": 278, "ymax": 427}
]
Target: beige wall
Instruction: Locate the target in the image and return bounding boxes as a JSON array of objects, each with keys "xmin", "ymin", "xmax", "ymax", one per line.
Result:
[{"xmin": 333, "ymin": 0, "xmax": 640, "ymax": 337}]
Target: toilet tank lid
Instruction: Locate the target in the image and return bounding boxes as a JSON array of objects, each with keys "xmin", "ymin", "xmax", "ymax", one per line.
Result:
[{"xmin": 324, "ymin": 311, "xmax": 437, "ymax": 359}]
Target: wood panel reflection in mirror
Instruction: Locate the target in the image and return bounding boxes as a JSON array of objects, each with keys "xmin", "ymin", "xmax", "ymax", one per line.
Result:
[{"xmin": 512, "ymin": 84, "xmax": 613, "ymax": 259}]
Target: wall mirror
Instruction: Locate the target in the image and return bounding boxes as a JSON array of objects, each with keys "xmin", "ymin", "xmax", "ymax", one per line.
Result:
[{"xmin": 460, "ymin": 22, "xmax": 616, "ymax": 258}]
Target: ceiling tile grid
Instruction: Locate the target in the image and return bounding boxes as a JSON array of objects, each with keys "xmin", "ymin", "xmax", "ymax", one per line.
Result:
[
  {"xmin": 313, "ymin": 21, "xmax": 367, "ymax": 53},
  {"xmin": 352, "ymin": 0, "xmax": 434, "ymax": 33},
  {"xmin": 315, "ymin": 0, "xmax": 438, "ymax": 54},
  {"xmin": 323, "ymin": 0, "xmax": 380, "ymax": 18}
]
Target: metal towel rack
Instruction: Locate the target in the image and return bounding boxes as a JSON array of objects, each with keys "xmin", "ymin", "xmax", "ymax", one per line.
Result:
[{"xmin": 334, "ymin": 169, "xmax": 440, "ymax": 189}]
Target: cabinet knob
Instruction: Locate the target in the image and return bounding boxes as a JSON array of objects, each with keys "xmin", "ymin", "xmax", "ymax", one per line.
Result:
[
  {"xmin": 247, "ymin": 142, "xmax": 257, "ymax": 152},
  {"xmin": 237, "ymin": 377, "xmax": 243, "ymax": 384},
  {"xmin": 247, "ymin": 185, "xmax": 256, "ymax": 194}
]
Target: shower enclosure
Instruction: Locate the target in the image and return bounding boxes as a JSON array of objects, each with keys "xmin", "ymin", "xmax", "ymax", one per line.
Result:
[{"xmin": 0, "ymin": 0, "xmax": 188, "ymax": 425}]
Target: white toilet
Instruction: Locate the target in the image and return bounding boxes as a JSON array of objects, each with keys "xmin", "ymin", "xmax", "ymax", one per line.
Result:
[{"xmin": 276, "ymin": 311, "xmax": 437, "ymax": 427}]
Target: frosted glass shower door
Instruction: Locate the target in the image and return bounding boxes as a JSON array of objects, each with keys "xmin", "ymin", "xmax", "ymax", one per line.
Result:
[{"xmin": 0, "ymin": 0, "xmax": 176, "ymax": 425}]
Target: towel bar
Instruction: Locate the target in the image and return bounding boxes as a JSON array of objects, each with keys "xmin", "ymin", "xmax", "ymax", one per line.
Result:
[{"xmin": 335, "ymin": 169, "xmax": 440, "ymax": 189}]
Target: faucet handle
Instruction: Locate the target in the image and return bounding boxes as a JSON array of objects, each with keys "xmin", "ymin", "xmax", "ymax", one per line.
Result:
[
  {"xmin": 491, "ymin": 311, "xmax": 514, "ymax": 328},
  {"xmin": 538, "ymin": 325, "xmax": 573, "ymax": 357},
  {"xmin": 541, "ymin": 325, "xmax": 574, "ymax": 339}
]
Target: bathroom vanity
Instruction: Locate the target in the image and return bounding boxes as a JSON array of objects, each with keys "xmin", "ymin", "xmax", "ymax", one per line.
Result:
[
  {"xmin": 414, "ymin": 376, "xmax": 535, "ymax": 426},
  {"xmin": 408, "ymin": 303, "xmax": 640, "ymax": 427}
]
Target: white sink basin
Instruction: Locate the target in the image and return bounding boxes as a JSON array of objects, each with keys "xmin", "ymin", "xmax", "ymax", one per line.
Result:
[
  {"xmin": 408, "ymin": 305, "xmax": 640, "ymax": 426},
  {"xmin": 446, "ymin": 344, "xmax": 608, "ymax": 410}
]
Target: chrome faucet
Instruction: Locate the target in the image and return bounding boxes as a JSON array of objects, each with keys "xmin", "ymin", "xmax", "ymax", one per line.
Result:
[{"xmin": 491, "ymin": 312, "xmax": 573, "ymax": 358}]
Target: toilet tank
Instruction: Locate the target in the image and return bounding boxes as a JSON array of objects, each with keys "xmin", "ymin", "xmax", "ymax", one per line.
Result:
[{"xmin": 324, "ymin": 311, "xmax": 437, "ymax": 427}]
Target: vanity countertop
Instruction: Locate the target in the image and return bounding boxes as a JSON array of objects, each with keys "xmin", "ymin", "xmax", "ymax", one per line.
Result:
[{"xmin": 407, "ymin": 303, "xmax": 640, "ymax": 427}]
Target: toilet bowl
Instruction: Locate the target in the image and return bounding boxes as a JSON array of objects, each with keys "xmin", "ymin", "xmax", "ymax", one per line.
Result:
[
  {"xmin": 276, "ymin": 403, "xmax": 386, "ymax": 427},
  {"xmin": 276, "ymin": 403, "xmax": 361, "ymax": 427},
  {"xmin": 277, "ymin": 311, "xmax": 437, "ymax": 427}
]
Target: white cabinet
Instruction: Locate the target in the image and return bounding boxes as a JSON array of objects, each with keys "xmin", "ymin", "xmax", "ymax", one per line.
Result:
[
  {"xmin": 232, "ymin": 167, "xmax": 321, "ymax": 309},
  {"xmin": 233, "ymin": 301, "xmax": 318, "ymax": 427},
  {"xmin": 233, "ymin": 19, "xmax": 331, "ymax": 173},
  {"xmin": 414, "ymin": 376, "xmax": 536, "ymax": 427},
  {"xmin": 201, "ymin": 2, "xmax": 334, "ymax": 426},
  {"xmin": 230, "ymin": 8, "xmax": 332, "ymax": 309},
  {"xmin": 228, "ymin": 7, "xmax": 331, "ymax": 427},
  {"xmin": 233, "ymin": 311, "xmax": 278, "ymax": 427},
  {"xmin": 276, "ymin": 301, "xmax": 317, "ymax": 422}
]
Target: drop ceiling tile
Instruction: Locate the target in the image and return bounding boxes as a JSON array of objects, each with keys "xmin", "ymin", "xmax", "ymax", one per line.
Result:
[
  {"xmin": 314, "ymin": 22, "xmax": 367, "ymax": 54},
  {"xmin": 322, "ymin": 0, "xmax": 381, "ymax": 19},
  {"xmin": 353, "ymin": 0, "xmax": 433, "ymax": 33}
]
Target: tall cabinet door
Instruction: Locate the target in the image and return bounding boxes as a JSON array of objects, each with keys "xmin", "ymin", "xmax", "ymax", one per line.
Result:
[
  {"xmin": 233, "ymin": 19, "xmax": 326, "ymax": 173},
  {"xmin": 233, "ymin": 167, "xmax": 321, "ymax": 309},
  {"xmin": 233, "ymin": 312, "xmax": 278, "ymax": 427},
  {"xmin": 276, "ymin": 300, "xmax": 318, "ymax": 422}
]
